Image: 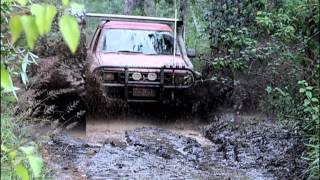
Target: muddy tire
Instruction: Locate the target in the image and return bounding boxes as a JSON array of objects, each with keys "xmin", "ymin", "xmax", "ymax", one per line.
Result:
[
  {"xmin": 85, "ymin": 68, "xmax": 128, "ymax": 119},
  {"xmin": 188, "ymin": 80, "xmax": 233, "ymax": 118},
  {"xmin": 85, "ymin": 69, "xmax": 106, "ymax": 115}
]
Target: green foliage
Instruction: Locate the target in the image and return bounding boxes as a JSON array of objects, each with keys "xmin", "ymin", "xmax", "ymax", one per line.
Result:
[
  {"xmin": 31, "ymin": 4, "xmax": 57, "ymax": 36},
  {"xmin": 15, "ymin": 164, "xmax": 29, "ymax": 180},
  {"xmin": 1, "ymin": 145, "xmax": 44, "ymax": 179},
  {"xmin": 256, "ymin": 11, "xmax": 273, "ymax": 33},
  {"xmin": 0, "ymin": 64, "xmax": 14, "ymax": 93},
  {"xmin": 62, "ymin": 0, "xmax": 69, "ymax": 7},
  {"xmin": 75, "ymin": 0, "xmax": 123, "ymax": 14},
  {"xmin": 262, "ymin": 86, "xmax": 303, "ymax": 122},
  {"xmin": 298, "ymin": 80, "xmax": 319, "ymax": 179},
  {"xmin": 59, "ymin": 15, "xmax": 80, "ymax": 53},
  {"xmin": 20, "ymin": 15, "xmax": 39, "ymax": 49},
  {"xmin": 9, "ymin": 15, "xmax": 23, "ymax": 44},
  {"xmin": 1, "ymin": 103, "xmax": 44, "ymax": 179},
  {"xmin": 2, "ymin": 0, "xmax": 82, "ymax": 96},
  {"xmin": 7, "ymin": 1, "xmax": 81, "ymax": 52},
  {"xmin": 15, "ymin": 0, "xmax": 27, "ymax": 6},
  {"xmin": 213, "ymin": 26, "xmax": 257, "ymax": 70},
  {"xmin": 203, "ymin": 0, "xmax": 319, "ymax": 178},
  {"xmin": 70, "ymin": 2, "xmax": 84, "ymax": 12},
  {"xmin": 19, "ymin": 146, "xmax": 44, "ymax": 177}
]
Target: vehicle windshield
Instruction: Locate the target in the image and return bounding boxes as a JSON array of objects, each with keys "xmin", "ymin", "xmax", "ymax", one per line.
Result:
[{"xmin": 100, "ymin": 29, "xmax": 178, "ymax": 55}]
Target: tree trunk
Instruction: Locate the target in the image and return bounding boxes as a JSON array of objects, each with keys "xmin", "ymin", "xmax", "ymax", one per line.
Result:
[
  {"xmin": 124, "ymin": 0, "xmax": 154, "ymax": 16},
  {"xmin": 179, "ymin": 0, "xmax": 188, "ymax": 22},
  {"xmin": 124, "ymin": 0, "xmax": 137, "ymax": 15}
]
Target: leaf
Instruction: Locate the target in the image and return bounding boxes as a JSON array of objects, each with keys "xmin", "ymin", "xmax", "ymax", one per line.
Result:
[
  {"xmin": 266, "ymin": 86, "xmax": 272, "ymax": 93},
  {"xmin": 306, "ymin": 91, "xmax": 312, "ymax": 99},
  {"xmin": 304, "ymin": 99, "xmax": 311, "ymax": 106},
  {"xmin": 15, "ymin": 164, "xmax": 29, "ymax": 180},
  {"xmin": 1, "ymin": 95, "xmax": 16, "ymax": 102},
  {"xmin": 62, "ymin": 0, "xmax": 69, "ymax": 6},
  {"xmin": 275, "ymin": 87, "xmax": 286, "ymax": 96},
  {"xmin": 9, "ymin": 15, "xmax": 23, "ymax": 44},
  {"xmin": 27, "ymin": 155, "xmax": 43, "ymax": 177},
  {"xmin": 1, "ymin": 64, "xmax": 14, "ymax": 92},
  {"xmin": 19, "ymin": 146, "xmax": 35, "ymax": 155},
  {"xmin": 21, "ymin": 54, "xmax": 29, "ymax": 85},
  {"xmin": 2, "ymin": 86, "xmax": 20, "ymax": 93},
  {"xmin": 20, "ymin": 72, "xmax": 28, "ymax": 85},
  {"xmin": 15, "ymin": 0, "xmax": 27, "ymax": 6},
  {"xmin": 298, "ymin": 80, "xmax": 305, "ymax": 85},
  {"xmin": 21, "ymin": 55, "xmax": 28, "ymax": 75},
  {"xmin": 45, "ymin": 5, "xmax": 57, "ymax": 33},
  {"xmin": 1, "ymin": 145, "xmax": 9, "ymax": 152},
  {"xmin": 312, "ymin": 114, "xmax": 318, "ymax": 121},
  {"xmin": 299, "ymin": 88, "xmax": 305, "ymax": 93},
  {"xmin": 31, "ymin": 4, "xmax": 57, "ymax": 36},
  {"xmin": 59, "ymin": 15, "xmax": 80, "ymax": 54},
  {"xmin": 29, "ymin": 52, "xmax": 39, "ymax": 64},
  {"xmin": 9, "ymin": 150, "xmax": 17, "ymax": 159},
  {"xmin": 30, "ymin": 4, "xmax": 45, "ymax": 36},
  {"xmin": 311, "ymin": 98, "xmax": 319, "ymax": 102},
  {"xmin": 20, "ymin": 16, "xmax": 39, "ymax": 49},
  {"xmin": 19, "ymin": 146, "xmax": 43, "ymax": 177}
]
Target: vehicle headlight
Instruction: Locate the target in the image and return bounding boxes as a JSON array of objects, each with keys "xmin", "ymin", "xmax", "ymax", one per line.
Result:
[
  {"xmin": 175, "ymin": 74, "xmax": 193, "ymax": 85},
  {"xmin": 184, "ymin": 74, "xmax": 193, "ymax": 85},
  {"xmin": 102, "ymin": 73, "xmax": 115, "ymax": 81},
  {"xmin": 147, "ymin": 73, "xmax": 157, "ymax": 81},
  {"xmin": 132, "ymin": 72, "xmax": 142, "ymax": 81},
  {"xmin": 175, "ymin": 75, "xmax": 184, "ymax": 84}
]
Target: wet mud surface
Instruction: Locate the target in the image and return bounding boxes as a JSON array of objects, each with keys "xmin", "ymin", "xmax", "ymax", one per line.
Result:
[
  {"xmin": 204, "ymin": 114, "xmax": 307, "ymax": 179},
  {"xmin": 42, "ymin": 113, "xmax": 306, "ymax": 180}
]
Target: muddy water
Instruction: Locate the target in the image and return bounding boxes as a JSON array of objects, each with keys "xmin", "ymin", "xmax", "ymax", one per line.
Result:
[{"xmin": 42, "ymin": 112, "xmax": 304, "ymax": 180}]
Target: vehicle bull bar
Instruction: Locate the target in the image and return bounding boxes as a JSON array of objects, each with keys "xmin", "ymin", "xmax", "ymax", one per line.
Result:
[{"xmin": 93, "ymin": 65, "xmax": 196, "ymax": 102}]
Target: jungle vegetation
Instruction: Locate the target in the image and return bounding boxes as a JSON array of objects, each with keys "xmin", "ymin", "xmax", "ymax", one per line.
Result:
[{"xmin": 1, "ymin": 0, "xmax": 319, "ymax": 179}]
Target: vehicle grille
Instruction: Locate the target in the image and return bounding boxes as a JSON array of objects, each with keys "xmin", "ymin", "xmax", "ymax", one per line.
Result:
[
  {"xmin": 117, "ymin": 72, "xmax": 174, "ymax": 84},
  {"xmin": 99, "ymin": 70, "xmax": 193, "ymax": 86}
]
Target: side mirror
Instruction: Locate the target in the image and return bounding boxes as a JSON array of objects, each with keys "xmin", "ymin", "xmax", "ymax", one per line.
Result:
[{"xmin": 187, "ymin": 48, "xmax": 196, "ymax": 58}]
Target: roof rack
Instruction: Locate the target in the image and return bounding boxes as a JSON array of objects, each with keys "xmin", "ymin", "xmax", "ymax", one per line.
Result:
[{"xmin": 85, "ymin": 13, "xmax": 182, "ymax": 24}]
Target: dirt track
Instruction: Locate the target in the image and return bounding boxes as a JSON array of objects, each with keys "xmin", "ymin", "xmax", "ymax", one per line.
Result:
[{"xmin": 41, "ymin": 110, "xmax": 306, "ymax": 180}]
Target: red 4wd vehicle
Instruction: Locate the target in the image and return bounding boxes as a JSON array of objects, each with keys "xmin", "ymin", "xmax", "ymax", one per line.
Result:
[{"xmin": 86, "ymin": 14, "xmax": 200, "ymax": 103}]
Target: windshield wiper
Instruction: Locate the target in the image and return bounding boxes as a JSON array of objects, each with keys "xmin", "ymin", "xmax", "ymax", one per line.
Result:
[
  {"xmin": 144, "ymin": 53, "xmax": 158, "ymax": 55},
  {"xmin": 117, "ymin": 50, "xmax": 141, "ymax": 54}
]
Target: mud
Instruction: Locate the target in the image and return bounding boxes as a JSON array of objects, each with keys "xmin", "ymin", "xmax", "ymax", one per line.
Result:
[
  {"xmin": 41, "ymin": 112, "xmax": 306, "ymax": 180},
  {"xmin": 204, "ymin": 114, "xmax": 307, "ymax": 179}
]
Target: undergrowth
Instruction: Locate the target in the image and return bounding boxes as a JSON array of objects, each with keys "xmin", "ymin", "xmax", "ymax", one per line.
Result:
[{"xmin": 1, "ymin": 101, "xmax": 47, "ymax": 180}]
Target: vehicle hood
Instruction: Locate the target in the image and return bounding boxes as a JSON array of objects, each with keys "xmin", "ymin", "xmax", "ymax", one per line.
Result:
[{"xmin": 96, "ymin": 53, "xmax": 188, "ymax": 68}]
